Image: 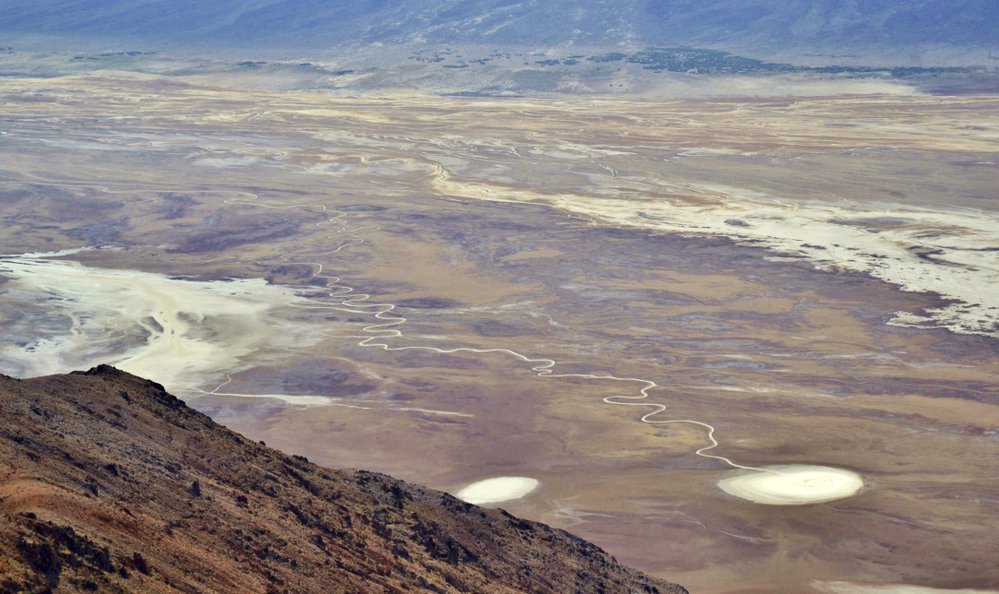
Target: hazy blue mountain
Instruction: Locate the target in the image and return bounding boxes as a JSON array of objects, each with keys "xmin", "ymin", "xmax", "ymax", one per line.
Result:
[
  {"xmin": 639, "ymin": 1, "xmax": 999, "ymax": 48},
  {"xmin": 2, "ymin": 0, "xmax": 997, "ymax": 63}
]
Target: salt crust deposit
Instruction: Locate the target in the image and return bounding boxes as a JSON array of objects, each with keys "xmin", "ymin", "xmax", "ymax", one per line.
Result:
[
  {"xmin": 718, "ymin": 465, "xmax": 864, "ymax": 506},
  {"xmin": 456, "ymin": 477, "xmax": 540, "ymax": 505},
  {"xmin": 431, "ymin": 168, "xmax": 999, "ymax": 339},
  {"xmin": 0, "ymin": 252, "xmax": 315, "ymax": 395},
  {"xmin": 815, "ymin": 581, "xmax": 999, "ymax": 594}
]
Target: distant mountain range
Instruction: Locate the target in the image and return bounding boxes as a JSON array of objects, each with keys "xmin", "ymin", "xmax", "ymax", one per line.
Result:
[{"xmin": 2, "ymin": 0, "xmax": 997, "ymax": 65}]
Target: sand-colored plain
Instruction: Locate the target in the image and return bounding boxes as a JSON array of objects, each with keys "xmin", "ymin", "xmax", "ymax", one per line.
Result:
[{"xmin": 1, "ymin": 75, "xmax": 997, "ymax": 593}]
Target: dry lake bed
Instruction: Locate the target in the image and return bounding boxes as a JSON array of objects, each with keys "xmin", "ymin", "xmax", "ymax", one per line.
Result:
[{"xmin": 1, "ymin": 74, "xmax": 998, "ymax": 593}]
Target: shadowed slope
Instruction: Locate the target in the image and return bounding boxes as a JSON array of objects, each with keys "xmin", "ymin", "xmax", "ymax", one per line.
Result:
[{"xmin": 0, "ymin": 365, "xmax": 685, "ymax": 594}]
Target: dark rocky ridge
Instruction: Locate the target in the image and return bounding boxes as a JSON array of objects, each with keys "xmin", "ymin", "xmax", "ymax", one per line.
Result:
[{"xmin": 0, "ymin": 365, "xmax": 686, "ymax": 593}]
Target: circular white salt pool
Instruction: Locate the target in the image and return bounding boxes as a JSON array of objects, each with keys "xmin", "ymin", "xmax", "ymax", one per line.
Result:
[
  {"xmin": 455, "ymin": 476, "xmax": 540, "ymax": 505},
  {"xmin": 718, "ymin": 465, "xmax": 865, "ymax": 505}
]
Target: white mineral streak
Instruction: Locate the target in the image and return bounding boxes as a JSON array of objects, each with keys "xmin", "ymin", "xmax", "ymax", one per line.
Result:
[
  {"xmin": 0, "ymin": 254, "xmax": 313, "ymax": 395},
  {"xmin": 431, "ymin": 166, "xmax": 999, "ymax": 338}
]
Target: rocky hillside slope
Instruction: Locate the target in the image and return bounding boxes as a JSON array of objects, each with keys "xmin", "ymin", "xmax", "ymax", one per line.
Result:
[{"xmin": 0, "ymin": 365, "xmax": 686, "ymax": 594}]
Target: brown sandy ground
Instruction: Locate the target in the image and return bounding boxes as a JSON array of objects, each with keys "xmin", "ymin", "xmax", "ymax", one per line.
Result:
[{"xmin": 1, "ymin": 75, "xmax": 997, "ymax": 593}]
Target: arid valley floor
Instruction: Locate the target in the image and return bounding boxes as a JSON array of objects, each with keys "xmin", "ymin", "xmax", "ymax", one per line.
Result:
[{"xmin": 2, "ymin": 74, "xmax": 998, "ymax": 593}]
